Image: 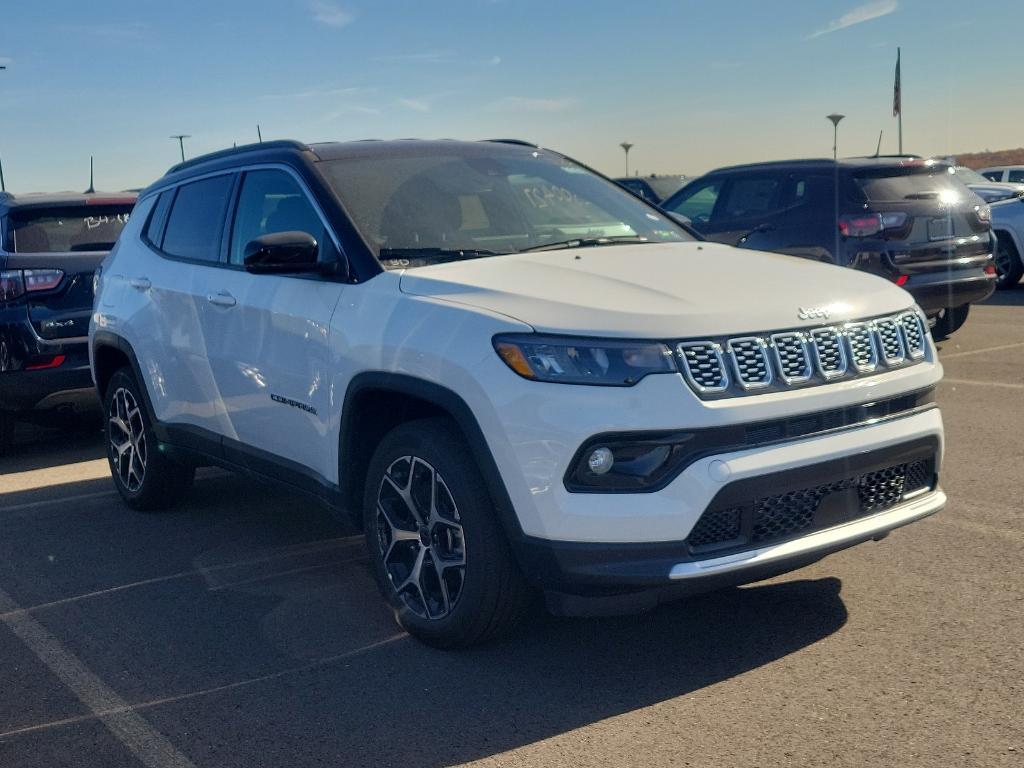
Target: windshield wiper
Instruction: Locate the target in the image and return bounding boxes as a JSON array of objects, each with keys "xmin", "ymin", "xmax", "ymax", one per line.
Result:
[
  {"xmin": 378, "ymin": 246, "xmax": 505, "ymax": 264},
  {"xmin": 518, "ymin": 235, "xmax": 653, "ymax": 253}
]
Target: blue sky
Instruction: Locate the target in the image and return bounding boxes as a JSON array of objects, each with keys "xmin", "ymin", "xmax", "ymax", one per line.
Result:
[{"xmin": 1, "ymin": 0, "xmax": 1021, "ymax": 192}]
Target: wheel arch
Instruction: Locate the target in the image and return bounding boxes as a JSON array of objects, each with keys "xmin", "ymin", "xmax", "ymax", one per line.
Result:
[
  {"xmin": 91, "ymin": 331, "xmax": 167, "ymax": 441},
  {"xmin": 339, "ymin": 372, "xmax": 526, "ymax": 545}
]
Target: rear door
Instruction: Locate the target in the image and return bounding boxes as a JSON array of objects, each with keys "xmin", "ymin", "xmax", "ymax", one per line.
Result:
[
  {"xmin": 666, "ymin": 173, "xmax": 785, "ymax": 245},
  {"xmin": 198, "ymin": 167, "xmax": 346, "ymax": 484},
  {"xmin": 739, "ymin": 172, "xmax": 839, "ymax": 261}
]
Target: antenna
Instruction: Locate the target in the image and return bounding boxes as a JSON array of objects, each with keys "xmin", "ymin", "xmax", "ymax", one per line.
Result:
[
  {"xmin": 0, "ymin": 155, "xmax": 6, "ymax": 193},
  {"xmin": 85, "ymin": 155, "xmax": 95, "ymax": 194},
  {"xmin": 257, "ymin": 124, "xmax": 263, "ymax": 143},
  {"xmin": 874, "ymin": 130, "xmax": 884, "ymax": 158}
]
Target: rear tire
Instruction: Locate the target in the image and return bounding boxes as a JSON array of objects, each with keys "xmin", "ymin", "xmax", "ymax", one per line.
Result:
[
  {"xmin": 363, "ymin": 417, "xmax": 533, "ymax": 648},
  {"xmin": 103, "ymin": 367, "xmax": 194, "ymax": 511},
  {"xmin": 932, "ymin": 304, "xmax": 971, "ymax": 341},
  {"xmin": 994, "ymin": 235, "xmax": 1023, "ymax": 289}
]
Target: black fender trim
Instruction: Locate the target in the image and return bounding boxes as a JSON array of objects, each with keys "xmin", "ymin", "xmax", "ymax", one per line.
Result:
[
  {"xmin": 91, "ymin": 331, "xmax": 170, "ymax": 443},
  {"xmin": 340, "ymin": 372, "xmax": 528, "ymax": 548}
]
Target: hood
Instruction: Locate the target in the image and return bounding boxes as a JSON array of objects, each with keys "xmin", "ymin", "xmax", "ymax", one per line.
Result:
[{"xmin": 399, "ymin": 242, "xmax": 915, "ymax": 338}]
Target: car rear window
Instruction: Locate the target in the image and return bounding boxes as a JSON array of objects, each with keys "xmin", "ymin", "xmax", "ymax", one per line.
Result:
[
  {"xmin": 852, "ymin": 166, "xmax": 964, "ymax": 203},
  {"xmin": 6, "ymin": 204, "xmax": 133, "ymax": 253}
]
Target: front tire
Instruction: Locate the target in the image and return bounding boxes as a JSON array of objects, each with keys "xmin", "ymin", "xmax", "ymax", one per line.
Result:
[
  {"xmin": 363, "ymin": 417, "xmax": 532, "ymax": 648},
  {"xmin": 103, "ymin": 367, "xmax": 194, "ymax": 511}
]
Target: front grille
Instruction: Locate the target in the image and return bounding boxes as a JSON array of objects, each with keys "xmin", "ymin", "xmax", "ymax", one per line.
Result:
[
  {"xmin": 676, "ymin": 312, "xmax": 927, "ymax": 398},
  {"xmin": 686, "ymin": 458, "xmax": 935, "ymax": 555}
]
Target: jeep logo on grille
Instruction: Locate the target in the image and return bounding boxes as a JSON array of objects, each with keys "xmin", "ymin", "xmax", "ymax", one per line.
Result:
[{"xmin": 798, "ymin": 306, "xmax": 831, "ymax": 321}]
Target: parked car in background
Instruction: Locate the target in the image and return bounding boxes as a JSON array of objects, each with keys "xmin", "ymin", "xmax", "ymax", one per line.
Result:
[
  {"xmin": 0, "ymin": 191, "xmax": 136, "ymax": 453},
  {"xmin": 990, "ymin": 197, "xmax": 1024, "ymax": 289},
  {"xmin": 660, "ymin": 157, "xmax": 996, "ymax": 338},
  {"xmin": 615, "ymin": 174, "xmax": 687, "ymax": 205},
  {"xmin": 979, "ymin": 166, "xmax": 1024, "ymax": 184},
  {"xmin": 952, "ymin": 166, "xmax": 1024, "ymax": 204},
  {"xmin": 91, "ymin": 139, "xmax": 945, "ymax": 648}
]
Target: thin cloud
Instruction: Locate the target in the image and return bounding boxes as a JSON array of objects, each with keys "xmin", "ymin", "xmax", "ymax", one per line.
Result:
[
  {"xmin": 806, "ymin": 0, "xmax": 898, "ymax": 39},
  {"xmin": 487, "ymin": 96, "xmax": 576, "ymax": 113},
  {"xmin": 60, "ymin": 22, "xmax": 149, "ymax": 40},
  {"xmin": 262, "ymin": 85, "xmax": 366, "ymax": 100},
  {"xmin": 398, "ymin": 98, "xmax": 431, "ymax": 112},
  {"xmin": 309, "ymin": 1, "xmax": 354, "ymax": 28}
]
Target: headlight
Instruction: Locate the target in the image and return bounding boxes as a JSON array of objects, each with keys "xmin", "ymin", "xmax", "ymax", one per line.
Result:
[{"xmin": 493, "ymin": 334, "xmax": 676, "ymax": 386}]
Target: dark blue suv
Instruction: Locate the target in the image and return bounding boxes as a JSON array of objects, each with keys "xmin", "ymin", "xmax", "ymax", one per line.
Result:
[
  {"xmin": 661, "ymin": 158, "xmax": 997, "ymax": 338},
  {"xmin": 0, "ymin": 191, "xmax": 136, "ymax": 452}
]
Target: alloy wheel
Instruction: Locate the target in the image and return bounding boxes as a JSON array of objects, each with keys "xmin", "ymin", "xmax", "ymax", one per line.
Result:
[
  {"xmin": 108, "ymin": 387, "xmax": 147, "ymax": 492},
  {"xmin": 375, "ymin": 456, "xmax": 467, "ymax": 620}
]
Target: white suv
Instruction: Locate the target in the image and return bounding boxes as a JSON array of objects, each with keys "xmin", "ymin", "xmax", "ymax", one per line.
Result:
[{"xmin": 90, "ymin": 139, "xmax": 946, "ymax": 647}]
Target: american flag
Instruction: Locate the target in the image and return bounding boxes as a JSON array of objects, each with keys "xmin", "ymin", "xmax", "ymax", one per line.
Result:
[{"xmin": 893, "ymin": 48, "xmax": 901, "ymax": 117}]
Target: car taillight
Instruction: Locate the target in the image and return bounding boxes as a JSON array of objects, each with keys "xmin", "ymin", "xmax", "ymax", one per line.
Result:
[
  {"xmin": 25, "ymin": 354, "xmax": 66, "ymax": 371},
  {"xmin": 0, "ymin": 270, "xmax": 26, "ymax": 301},
  {"xmin": 895, "ymin": 275, "xmax": 909, "ymax": 286},
  {"xmin": 0, "ymin": 269, "xmax": 63, "ymax": 301},
  {"xmin": 23, "ymin": 269, "xmax": 64, "ymax": 292},
  {"xmin": 838, "ymin": 212, "xmax": 910, "ymax": 239}
]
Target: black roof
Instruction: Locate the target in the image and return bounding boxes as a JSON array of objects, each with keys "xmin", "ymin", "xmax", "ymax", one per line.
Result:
[
  {"xmin": 164, "ymin": 137, "xmax": 544, "ymax": 177},
  {"xmin": 0, "ymin": 190, "xmax": 138, "ymax": 211},
  {"xmin": 704, "ymin": 156, "xmax": 950, "ymax": 175}
]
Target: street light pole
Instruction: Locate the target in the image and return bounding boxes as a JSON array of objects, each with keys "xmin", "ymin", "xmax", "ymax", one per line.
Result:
[
  {"xmin": 620, "ymin": 142, "xmax": 633, "ymax": 176},
  {"xmin": 170, "ymin": 134, "xmax": 191, "ymax": 163},
  {"xmin": 826, "ymin": 114, "xmax": 845, "ymax": 160}
]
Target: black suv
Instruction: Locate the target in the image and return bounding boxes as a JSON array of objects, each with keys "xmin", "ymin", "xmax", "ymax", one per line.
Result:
[
  {"xmin": 0, "ymin": 191, "xmax": 136, "ymax": 451},
  {"xmin": 661, "ymin": 158, "xmax": 996, "ymax": 337}
]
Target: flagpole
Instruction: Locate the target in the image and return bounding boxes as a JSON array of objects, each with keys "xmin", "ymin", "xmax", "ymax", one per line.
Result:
[{"xmin": 897, "ymin": 47, "xmax": 903, "ymax": 154}]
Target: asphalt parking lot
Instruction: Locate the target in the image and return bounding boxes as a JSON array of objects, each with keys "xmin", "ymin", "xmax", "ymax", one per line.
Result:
[{"xmin": 1, "ymin": 293, "xmax": 1022, "ymax": 768}]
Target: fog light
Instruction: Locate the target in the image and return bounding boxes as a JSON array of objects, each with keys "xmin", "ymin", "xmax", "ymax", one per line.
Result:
[{"xmin": 587, "ymin": 447, "xmax": 614, "ymax": 475}]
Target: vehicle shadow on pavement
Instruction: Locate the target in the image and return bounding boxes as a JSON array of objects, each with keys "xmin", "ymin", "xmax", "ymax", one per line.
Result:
[
  {"xmin": 0, "ymin": 421, "xmax": 105, "ymax": 476},
  {"xmin": 981, "ymin": 283, "xmax": 1024, "ymax": 307}
]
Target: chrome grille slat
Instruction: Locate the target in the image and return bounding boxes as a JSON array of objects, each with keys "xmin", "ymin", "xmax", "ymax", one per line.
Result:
[
  {"xmin": 675, "ymin": 311, "xmax": 929, "ymax": 399},
  {"xmin": 677, "ymin": 341, "xmax": 729, "ymax": 392},
  {"xmin": 770, "ymin": 332, "xmax": 812, "ymax": 384},
  {"xmin": 874, "ymin": 317, "xmax": 906, "ymax": 364},
  {"xmin": 844, "ymin": 323, "xmax": 880, "ymax": 372},
  {"xmin": 728, "ymin": 337, "xmax": 773, "ymax": 389},
  {"xmin": 810, "ymin": 327, "xmax": 848, "ymax": 379},
  {"xmin": 899, "ymin": 312, "xmax": 926, "ymax": 359}
]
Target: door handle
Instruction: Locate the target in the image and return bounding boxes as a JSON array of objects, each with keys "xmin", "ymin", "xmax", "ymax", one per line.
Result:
[
  {"xmin": 129, "ymin": 277, "xmax": 151, "ymax": 291},
  {"xmin": 207, "ymin": 291, "xmax": 237, "ymax": 308}
]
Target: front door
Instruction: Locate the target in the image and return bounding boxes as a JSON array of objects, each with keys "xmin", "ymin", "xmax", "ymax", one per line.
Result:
[{"xmin": 198, "ymin": 167, "xmax": 346, "ymax": 485}]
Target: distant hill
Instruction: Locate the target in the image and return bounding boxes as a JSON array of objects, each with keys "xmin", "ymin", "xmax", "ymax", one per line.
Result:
[{"xmin": 955, "ymin": 148, "xmax": 1024, "ymax": 169}]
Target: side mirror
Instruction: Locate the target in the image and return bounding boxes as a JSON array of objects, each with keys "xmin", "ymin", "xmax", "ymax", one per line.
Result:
[{"xmin": 244, "ymin": 231, "xmax": 321, "ymax": 274}]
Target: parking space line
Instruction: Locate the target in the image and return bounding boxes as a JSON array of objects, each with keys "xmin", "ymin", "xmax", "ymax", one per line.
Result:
[
  {"xmin": 0, "ymin": 633, "xmax": 406, "ymax": 742},
  {"xmin": 0, "ymin": 585, "xmax": 197, "ymax": 768},
  {"xmin": 942, "ymin": 378, "xmax": 1024, "ymax": 390},
  {"xmin": 0, "ymin": 537, "xmax": 364, "ymax": 620},
  {"xmin": 0, "ymin": 489, "xmax": 119, "ymax": 514},
  {"xmin": 0, "ymin": 458, "xmax": 110, "ymax": 493},
  {"xmin": 940, "ymin": 340, "xmax": 1024, "ymax": 360}
]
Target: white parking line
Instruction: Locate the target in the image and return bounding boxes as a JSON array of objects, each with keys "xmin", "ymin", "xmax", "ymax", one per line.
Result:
[
  {"xmin": 0, "ymin": 633, "xmax": 407, "ymax": 741},
  {"xmin": 940, "ymin": 340, "xmax": 1024, "ymax": 360},
  {"xmin": 0, "ymin": 536, "xmax": 364, "ymax": 620},
  {"xmin": 0, "ymin": 458, "xmax": 110, "ymax": 493},
  {"xmin": 943, "ymin": 378, "xmax": 1024, "ymax": 390},
  {"xmin": 0, "ymin": 585, "xmax": 197, "ymax": 768}
]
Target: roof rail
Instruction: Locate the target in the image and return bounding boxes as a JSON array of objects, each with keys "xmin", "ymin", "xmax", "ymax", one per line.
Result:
[
  {"xmin": 165, "ymin": 139, "xmax": 311, "ymax": 176},
  {"xmin": 483, "ymin": 138, "xmax": 539, "ymax": 148}
]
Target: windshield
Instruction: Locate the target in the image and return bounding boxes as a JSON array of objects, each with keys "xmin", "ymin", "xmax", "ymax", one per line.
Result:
[
  {"xmin": 954, "ymin": 167, "xmax": 990, "ymax": 184},
  {"xmin": 6, "ymin": 204, "xmax": 133, "ymax": 253},
  {"xmin": 320, "ymin": 146, "xmax": 691, "ymax": 268}
]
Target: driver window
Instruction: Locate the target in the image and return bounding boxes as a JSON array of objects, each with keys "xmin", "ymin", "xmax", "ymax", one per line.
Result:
[
  {"xmin": 229, "ymin": 170, "xmax": 329, "ymax": 265},
  {"xmin": 665, "ymin": 180, "xmax": 722, "ymax": 225}
]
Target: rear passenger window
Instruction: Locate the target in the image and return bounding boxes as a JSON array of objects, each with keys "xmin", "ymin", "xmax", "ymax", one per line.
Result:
[
  {"xmin": 144, "ymin": 192, "xmax": 174, "ymax": 247},
  {"xmin": 1009, "ymin": 170, "xmax": 1024, "ymax": 183},
  {"xmin": 720, "ymin": 177, "xmax": 781, "ymax": 220},
  {"xmin": 981, "ymin": 171, "xmax": 1003, "ymax": 182},
  {"xmin": 161, "ymin": 175, "xmax": 234, "ymax": 262}
]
